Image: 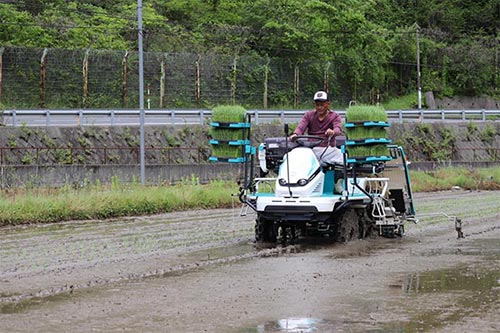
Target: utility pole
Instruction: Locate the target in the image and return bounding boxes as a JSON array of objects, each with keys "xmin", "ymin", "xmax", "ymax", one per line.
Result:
[
  {"xmin": 138, "ymin": 0, "xmax": 145, "ymax": 184},
  {"xmin": 416, "ymin": 24, "xmax": 422, "ymax": 110}
]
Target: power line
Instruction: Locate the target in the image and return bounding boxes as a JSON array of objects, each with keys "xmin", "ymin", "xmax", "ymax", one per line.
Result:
[{"xmin": 0, "ymin": 21, "xmax": 135, "ymax": 31}]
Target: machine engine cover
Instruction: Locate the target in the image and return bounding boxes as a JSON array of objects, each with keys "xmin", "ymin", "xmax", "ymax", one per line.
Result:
[
  {"xmin": 262, "ymin": 137, "xmax": 298, "ymax": 173},
  {"xmin": 275, "ymin": 147, "xmax": 324, "ymax": 197}
]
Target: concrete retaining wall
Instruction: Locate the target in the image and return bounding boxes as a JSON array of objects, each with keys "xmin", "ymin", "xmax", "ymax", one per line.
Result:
[
  {"xmin": 1, "ymin": 122, "xmax": 499, "ymax": 188},
  {"xmin": 0, "ymin": 164, "xmax": 246, "ymax": 188}
]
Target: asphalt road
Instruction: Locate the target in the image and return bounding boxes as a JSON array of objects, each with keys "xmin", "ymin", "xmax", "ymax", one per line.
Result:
[{"xmin": 4, "ymin": 109, "xmax": 498, "ymax": 127}]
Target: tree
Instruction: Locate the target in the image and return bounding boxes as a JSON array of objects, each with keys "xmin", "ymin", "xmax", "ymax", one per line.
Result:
[{"xmin": 0, "ymin": 4, "xmax": 54, "ymax": 47}]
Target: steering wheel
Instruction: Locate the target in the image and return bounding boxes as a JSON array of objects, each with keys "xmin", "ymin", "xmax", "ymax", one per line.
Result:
[{"xmin": 293, "ymin": 135, "xmax": 325, "ymax": 148}]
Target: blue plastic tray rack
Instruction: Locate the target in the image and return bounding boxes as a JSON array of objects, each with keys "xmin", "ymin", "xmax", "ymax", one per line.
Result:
[
  {"xmin": 209, "ymin": 139, "xmax": 251, "ymax": 146},
  {"xmin": 344, "ymin": 121, "xmax": 390, "ymax": 128},
  {"xmin": 209, "ymin": 156, "xmax": 247, "ymax": 163},
  {"xmin": 345, "ymin": 138, "xmax": 392, "ymax": 146},
  {"xmin": 210, "ymin": 122, "xmax": 251, "ymax": 128},
  {"xmin": 346, "ymin": 155, "xmax": 393, "ymax": 164}
]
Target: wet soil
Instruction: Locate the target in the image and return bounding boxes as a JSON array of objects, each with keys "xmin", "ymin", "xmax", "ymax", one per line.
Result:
[{"xmin": 1, "ymin": 191, "xmax": 499, "ymax": 332}]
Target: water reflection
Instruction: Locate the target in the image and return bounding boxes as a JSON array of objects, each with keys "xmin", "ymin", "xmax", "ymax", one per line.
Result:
[{"xmin": 257, "ymin": 318, "xmax": 326, "ymax": 332}]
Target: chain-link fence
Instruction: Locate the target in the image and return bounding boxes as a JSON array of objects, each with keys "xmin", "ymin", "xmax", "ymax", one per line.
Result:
[
  {"xmin": 0, "ymin": 44, "xmax": 498, "ymax": 110},
  {"xmin": 0, "ymin": 46, "xmax": 418, "ymax": 110}
]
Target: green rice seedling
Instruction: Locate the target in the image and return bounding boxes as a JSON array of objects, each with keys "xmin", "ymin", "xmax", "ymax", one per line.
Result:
[
  {"xmin": 345, "ymin": 105, "xmax": 389, "ymax": 145},
  {"xmin": 367, "ymin": 127, "xmax": 388, "ymax": 139},
  {"xmin": 346, "ymin": 104, "xmax": 387, "ymax": 123},
  {"xmin": 346, "ymin": 127, "xmax": 388, "ymax": 141},
  {"xmin": 211, "ymin": 105, "xmax": 247, "ymax": 123},
  {"xmin": 348, "ymin": 144, "xmax": 389, "ymax": 158},
  {"xmin": 211, "ymin": 145, "xmax": 244, "ymax": 158},
  {"xmin": 348, "ymin": 146, "xmax": 372, "ymax": 158},
  {"xmin": 210, "ymin": 105, "xmax": 249, "ymax": 159},
  {"xmin": 370, "ymin": 144, "xmax": 390, "ymax": 157},
  {"xmin": 210, "ymin": 128, "xmax": 245, "ymax": 141},
  {"xmin": 346, "ymin": 126, "xmax": 371, "ymax": 140}
]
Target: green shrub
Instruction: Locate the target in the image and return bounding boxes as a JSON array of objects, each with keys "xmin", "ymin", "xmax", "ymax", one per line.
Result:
[{"xmin": 382, "ymin": 94, "xmax": 418, "ymax": 110}]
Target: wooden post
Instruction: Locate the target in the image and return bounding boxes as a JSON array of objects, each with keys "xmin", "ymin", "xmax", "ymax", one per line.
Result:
[
  {"xmin": 121, "ymin": 51, "xmax": 129, "ymax": 108},
  {"xmin": 495, "ymin": 39, "xmax": 499, "ymax": 92},
  {"xmin": 294, "ymin": 63, "xmax": 299, "ymax": 108},
  {"xmin": 0, "ymin": 47, "xmax": 4, "ymax": 103},
  {"xmin": 263, "ymin": 58, "xmax": 270, "ymax": 109},
  {"xmin": 160, "ymin": 54, "xmax": 167, "ymax": 108},
  {"xmin": 0, "ymin": 47, "xmax": 3, "ymax": 127},
  {"xmin": 195, "ymin": 55, "xmax": 201, "ymax": 105},
  {"xmin": 324, "ymin": 61, "xmax": 331, "ymax": 93},
  {"xmin": 40, "ymin": 48, "xmax": 48, "ymax": 108},
  {"xmin": 353, "ymin": 80, "xmax": 357, "ymax": 103},
  {"xmin": 0, "ymin": 46, "xmax": 5, "ymax": 102},
  {"xmin": 231, "ymin": 55, "xmax": 238, "ymax": 105},
  {"xmin": 82, "ymin": 49, "xmax": 90, "ymax": 109},
  {"xmin": 146, "ymin": 83, "xmax": 151, "ymax": 109}
]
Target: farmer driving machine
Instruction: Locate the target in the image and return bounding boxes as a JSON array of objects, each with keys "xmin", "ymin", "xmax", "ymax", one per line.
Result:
[{"xmin": 210, "ymin": 105, "xmax": 417, "ymax": 244}]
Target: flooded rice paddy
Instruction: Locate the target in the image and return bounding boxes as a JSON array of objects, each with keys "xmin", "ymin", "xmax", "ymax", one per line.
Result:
[{"xmin": 0, "ymin": 190, "xmax": 499, "ymax": 332}]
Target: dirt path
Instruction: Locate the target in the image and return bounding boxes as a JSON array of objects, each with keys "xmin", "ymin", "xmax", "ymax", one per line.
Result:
[{"xmin": 1, "ymin": 191, "xmax": 499, "ymax": 332}]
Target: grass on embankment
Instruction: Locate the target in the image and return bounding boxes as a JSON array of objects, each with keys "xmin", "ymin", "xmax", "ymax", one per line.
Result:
[
  {"xmin": 0, "ymin": 178, "xmax": 239, "ymax": 226},
  {"xmin": 0, "ymin": 167, "xmax": 499, "ymax": 226},
  {"xmin": 410, "ymin": 167, "xmax": 500, "ymax": 192}
]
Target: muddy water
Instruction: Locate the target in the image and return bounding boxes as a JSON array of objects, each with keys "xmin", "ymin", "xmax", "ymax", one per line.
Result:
[
  {"xmin": 0, "ymin": 208, "xmax": 255, "ymax": 303},
  {"xmin": 251, "ymin": 236, "xmax": 500, "ymax": 333},
  {"xmin": 1, "ymin": 191, "xmax": 500, "ymax": 332}
]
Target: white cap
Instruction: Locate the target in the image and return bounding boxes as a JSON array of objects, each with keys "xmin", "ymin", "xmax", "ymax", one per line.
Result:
[{"xmin": 313, "ymin": 91, "xmax": 328, "ymax": 101}]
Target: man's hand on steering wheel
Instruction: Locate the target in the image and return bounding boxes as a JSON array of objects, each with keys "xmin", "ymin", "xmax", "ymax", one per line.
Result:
[{"xmin": 293, "ymin": 135, "xmax": 325, "ymax": 148}]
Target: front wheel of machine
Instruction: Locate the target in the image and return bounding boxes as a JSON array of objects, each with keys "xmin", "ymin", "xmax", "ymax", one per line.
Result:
[
  {"xmin": 255, "ymin": 217, "xmax": 277, "ymax": 243},
  {"xmin": 335, "ymin": 209, "xmax": 360, "ymax": 243}
]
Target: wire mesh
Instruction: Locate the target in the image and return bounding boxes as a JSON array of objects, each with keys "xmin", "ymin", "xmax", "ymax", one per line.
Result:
[{"xmin": 0, "ymin": 45, "xmax": 497, "ymax": 110}]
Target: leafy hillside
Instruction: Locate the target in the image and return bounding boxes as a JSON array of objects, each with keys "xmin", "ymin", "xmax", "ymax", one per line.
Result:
[{"xmin": 0, "ymin": 0, "xmax": 498, "ymax": 101}]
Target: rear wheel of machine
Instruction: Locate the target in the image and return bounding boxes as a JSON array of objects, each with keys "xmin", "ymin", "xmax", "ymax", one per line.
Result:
[
  {"xmin": 335, "ymin": 209, "xmax": 360, "ymax": 243},
  {"xmin": 255, "ymin": 216, "xmax": 277, "ymax": 243},
  {"xmin": 358, "ymin": 208, "xmax": 374, "ymax": 239}
]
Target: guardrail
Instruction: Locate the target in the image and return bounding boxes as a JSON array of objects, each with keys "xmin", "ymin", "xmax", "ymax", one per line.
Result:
[{"xmin": 2, "ymin": 108, "xmax": 500, "ymax": 127}]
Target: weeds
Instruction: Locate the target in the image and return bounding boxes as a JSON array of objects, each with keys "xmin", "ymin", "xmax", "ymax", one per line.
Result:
[
  {"xmin": 479, "ymin": 123, "xmax": 497, "ymax": 143},
  {"xmin": 0, "ymin": 178, "xmax": 238, "ymax": 226},
  {"xmin": 466, "ymin": 122, "xmax": 477, "ymax": 141},
  {"xmin": 1, "ymin": 167, "xmax": 499, "ymax": 226},
  {"xmin": 382, "ymin": 93, "xmax": 418, "ymax": 110},
  {"xmin": 411, "ymin": 167, "xmax": 500, "ymax": 192}
]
